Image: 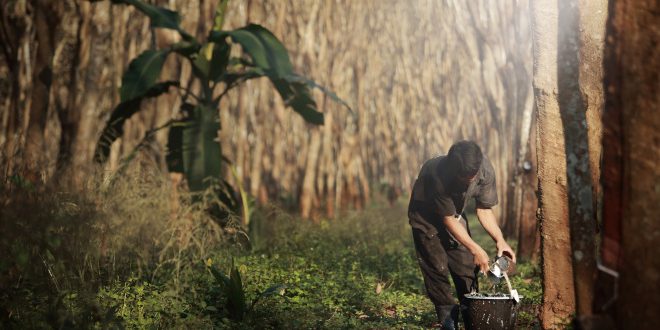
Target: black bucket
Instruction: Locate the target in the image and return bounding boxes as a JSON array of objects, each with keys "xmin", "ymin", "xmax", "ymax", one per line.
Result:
[{"xmin": 463, "ymin": 294, "xmax": 520, "ymax": 330}]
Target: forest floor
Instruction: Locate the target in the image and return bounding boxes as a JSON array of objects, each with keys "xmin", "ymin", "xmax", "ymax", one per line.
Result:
[{"xmin": 1, "ymin": 174, "xmax": 541, "ymax": 329}]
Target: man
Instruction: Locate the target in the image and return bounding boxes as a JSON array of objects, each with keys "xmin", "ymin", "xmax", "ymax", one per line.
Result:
[{"xmin": 408, "ymin": 140, "xmax": 516, "ymax": 329}]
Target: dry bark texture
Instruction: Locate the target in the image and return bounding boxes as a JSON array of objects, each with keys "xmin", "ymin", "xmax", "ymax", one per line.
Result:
[
  {"xmin": 530, "ymin": 0, "xmax": 577, "ymax": 328},
  {"xmin": 532, "ymin": 0, "xmax": 607, "ymax": 325},
  {"xmin": 516, "ymin": 111, "xmax": 539, "ymax": 262},
  {"xmin": 0, "ymin": 1, "xmax": 533, "ymax": 223},
  {"xmin": 578, "ymin": 0, "xmax": 606, "ymax": 231},
  {"xmin": 603, "ymin": 0, "xmax": 660, "ymax": 328}
]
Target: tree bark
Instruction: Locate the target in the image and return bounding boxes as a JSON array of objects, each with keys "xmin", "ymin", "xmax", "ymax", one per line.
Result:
[
  {"xmin": 508, "ymin": 76, "xmax": 535, "ymax": 244},
  {"xmin": 531, "ymin": 0, "xmax": 577, "ymax": 327},
  {"xmin": 578, "ymin": 0, "xmax": 607, "ymax": 236},
  {"xmin": 23, "ymin": 1, "xmax": 61, "ymax": 183},
  {"xmin": 604, "ymin": 0, "xmax": 660, "ymax": 328},
  {"xmin": 516, "ymin": 111, "xmax": 539, "ymax": 261},
  {"xmin": 300, "ymin": 130, "xmax": 321, "ymax": 219},
  {"xmin": 558, "ymin": 0, "xmax": 599, "ymax": 319},
  {"xmin": 0, "ymin": 2, "xmax": 36, "ymax": 178}
]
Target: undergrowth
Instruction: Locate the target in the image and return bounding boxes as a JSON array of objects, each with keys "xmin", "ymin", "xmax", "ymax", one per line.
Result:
[{"xmin": 0, "ymin": 172, "xmax": 541, "ymax": 329}]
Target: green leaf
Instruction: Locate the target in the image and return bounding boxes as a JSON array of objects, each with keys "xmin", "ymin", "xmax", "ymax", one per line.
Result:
[
  {"xmin": 209, "ymin": 41, "xmax": 230, "ymax": 82},
  {"xmin": 271, "ymin": 77, "xmax": 323, "ymax": 125},
  {"xmin": 182, "ymin": 105, "xmax": 221, "ymax": 192},
  {"xmin": 222, "ymin": 68, "xmax": 265, "ymax": 87},
  {"xmin": 249, "ymin": 284, "xmax": 286, "ymax": 312},
  {"xmin": 191, "ymin": 45, "xmax": 211, "ymax": 79},
  {"xmin": 216, "ymin": 178, "xmax": 240, "ymax": 212},
  {"xmin": 209, "ymin": 24, "xmax": 324, "ymax": 124},
  {"xmin": 191, "ymin": 41, "xmax": 230, "ymax": 82},
  {"xmin": 210, "ymin": 267, "xmax": 231, "ymax": 287},
  {"xmin": 284, "ymin": 74, "xmax": 353, "ymax": 114},
  {"xmin": 95, "ymin": 81, "xmax": 178, "ymax": 163},
  {"xmin": 172, "ymin": 40, "xmax": 201, "ymax": 57},
  {"xmin": 213, "ymin": 0, "xmax": 230, "ymax": 32},
  {"xmin": 120, "ymin": 49, "xmax": 169, "ymax": 101},
  {"xmin": 111, "ymin": 0, "xmax": 194, "ymax": 41},
  {"xmin": 112, "ymin": 0, "xmax": 179, "ymax": 29},
  {"xmin": 227, "ymin": 265, "xmax": 247, "ymax": 320},
  {"xmin": 209, "ymin": 24, "xmax": 293, "ymax": 77}
]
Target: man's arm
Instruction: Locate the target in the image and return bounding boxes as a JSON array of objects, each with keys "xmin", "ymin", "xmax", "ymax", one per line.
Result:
[
  {"xmin": 443, "ymin": 216, "xmax": 490, "ymax": 273},
  {"xmin": 475, "ymin": 208, "xmax": 516, "ymax": 262}
]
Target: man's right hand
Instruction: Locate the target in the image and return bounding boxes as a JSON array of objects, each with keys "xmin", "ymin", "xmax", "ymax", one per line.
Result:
[{"xmin": 471, "ymin": 246, "xmax": 490, "ymax": 274}]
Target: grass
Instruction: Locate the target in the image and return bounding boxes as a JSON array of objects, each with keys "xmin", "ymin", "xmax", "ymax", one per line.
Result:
[{"xmin": 0, "ymin": 173, "xmax": 541, "ymax": 329}]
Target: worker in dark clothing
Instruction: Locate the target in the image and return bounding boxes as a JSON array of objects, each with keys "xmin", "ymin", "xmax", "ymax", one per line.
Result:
[{"xmin": 408, "ymin": 140, "xmax": 516, "ymax": 329}]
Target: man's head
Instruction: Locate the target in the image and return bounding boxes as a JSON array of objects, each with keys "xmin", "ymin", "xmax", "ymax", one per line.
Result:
[{"xmin": 447, "ymin": 140, "xmax": 483, "ymax": 184}]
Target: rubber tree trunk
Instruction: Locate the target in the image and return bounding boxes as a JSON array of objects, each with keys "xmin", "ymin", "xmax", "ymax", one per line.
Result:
[
  {"xmin": 557, "ymin": 0, "xmax": 599, "ymax": 319},
  {"xmin": 603, "ymin": 0, "xmax": 660, "ymax": 328},
  {"xmin": 516, "ymin": 111, "xmax": 539, "ymax": 262},
  {"xmin": 506, "ymin": 69, "xmax": 535, "ymax": 240},
  {"xmin": 22, "ymin": 0, "xmax": 61, "ymax": 183},
  {"xmin": 578, "ymin": 0, "xmax": 607, "ymax": 236},
  {"xmin": 531, "ymin": 0, "xmax": 577, "ymax": 327},
  {"xmin": 533, "ymin": 0, "xmax": 605, "ymax": 324}
]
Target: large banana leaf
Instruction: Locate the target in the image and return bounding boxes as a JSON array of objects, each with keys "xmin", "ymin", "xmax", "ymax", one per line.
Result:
[
  {"xmin": 209, "ymin": 24, "xmax": 324, "ymax": 125},
  {"xmin": 111, "ymin": 0, "xmax": 194, "ymax": 41},
  {"xmin": 95, "ymin": 80, "xmax": 177, "ymax": 162},
  {"xmin": 283, "ymin": 74, "xmax": 353, "ymax": 114},
  {"xmin": 120, "ymin": 49, "xmax": 170, "ymax": 101},
  {"xmin": 94, "ymin": 49, "xmax": 172, "ymax": 162}
]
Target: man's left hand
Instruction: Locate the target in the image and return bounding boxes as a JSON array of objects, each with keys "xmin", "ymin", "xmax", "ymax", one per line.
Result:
[{"xmin": 496, "ymin": 240, "xmax": 516, "ymax": 263}]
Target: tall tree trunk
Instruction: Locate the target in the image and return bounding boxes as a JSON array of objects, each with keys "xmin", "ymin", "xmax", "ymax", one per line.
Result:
[
  {"xmin": 578, "ymin": 0, "xmax": 607, "ymax": 235},
  {"xmin": 531, "ymin": 0, "xmax": 577, "ymax": 327},
  {"xmin": 0, "ymin": 2, "xmax": 37, "ymax": 179},
  {"xmin": 558, "ymin": 0, "xmax": 599, "ymax": 319},
  {"xmin": 300, "ymin": 130, "xmax": 321, "ymax": 219},
  {"xmin": 516, "ymin": 111, "xmax": 539, "ymax": 261},
  {"xmin": 604, "ymin": 0, "xmax": 660, "ymax": 328},
  {"xmin": 23, "ymin": 1, "xmax": 60, "ymax": 183},
  {"xmin": 508, "ymin": 78, "xmax": 535, "ymax": 243},
  {"xmin": 52, "ymin": 1, "xmax": 82, "ymax": 178}
]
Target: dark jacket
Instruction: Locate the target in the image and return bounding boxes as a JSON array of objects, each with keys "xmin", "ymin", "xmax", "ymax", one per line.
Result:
[{"xmin": 408, "ymin": 155, "xmax": 498, "ymax": 236}]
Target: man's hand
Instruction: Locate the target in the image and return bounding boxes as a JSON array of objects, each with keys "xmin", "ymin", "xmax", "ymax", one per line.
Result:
[
  {"xmin": 496, "ymin": 240, "xmax": 517, "ymax": 263},
  {"xmin": 476, "ymin": 208, "xmax": 517, "ymax": 264},
  {"xmin": 471, "ymin": 245, "xmax": 490, "ymax": 274}
]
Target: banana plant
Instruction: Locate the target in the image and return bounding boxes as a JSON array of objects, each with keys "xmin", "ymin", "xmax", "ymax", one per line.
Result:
[
  {"xmin": 208, "ymin": 259, "xmax": 286, "ymax": 321},
  {"xmin": 94, "ymin": 0, "xmax": 349, "ymax": 211}
]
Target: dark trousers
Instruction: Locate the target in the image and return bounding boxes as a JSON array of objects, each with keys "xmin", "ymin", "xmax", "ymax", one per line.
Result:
[{"xmin": 409, "ymin": 210, "xmax": 478, "ymax": 329}]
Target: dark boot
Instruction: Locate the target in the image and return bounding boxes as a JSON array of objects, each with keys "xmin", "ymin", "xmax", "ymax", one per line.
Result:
[
  {"xmin": 435, "ymin": 304, "xmax": 459, "ymax": 330},
  {"xmin": 460, "ymin": 303, "xmax": 473, "ymax": 330}
]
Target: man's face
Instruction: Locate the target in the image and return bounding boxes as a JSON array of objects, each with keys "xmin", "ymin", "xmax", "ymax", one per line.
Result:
[{"xmin": 456, "ymin": 172, "xmax": 478, "ymax": 185}]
